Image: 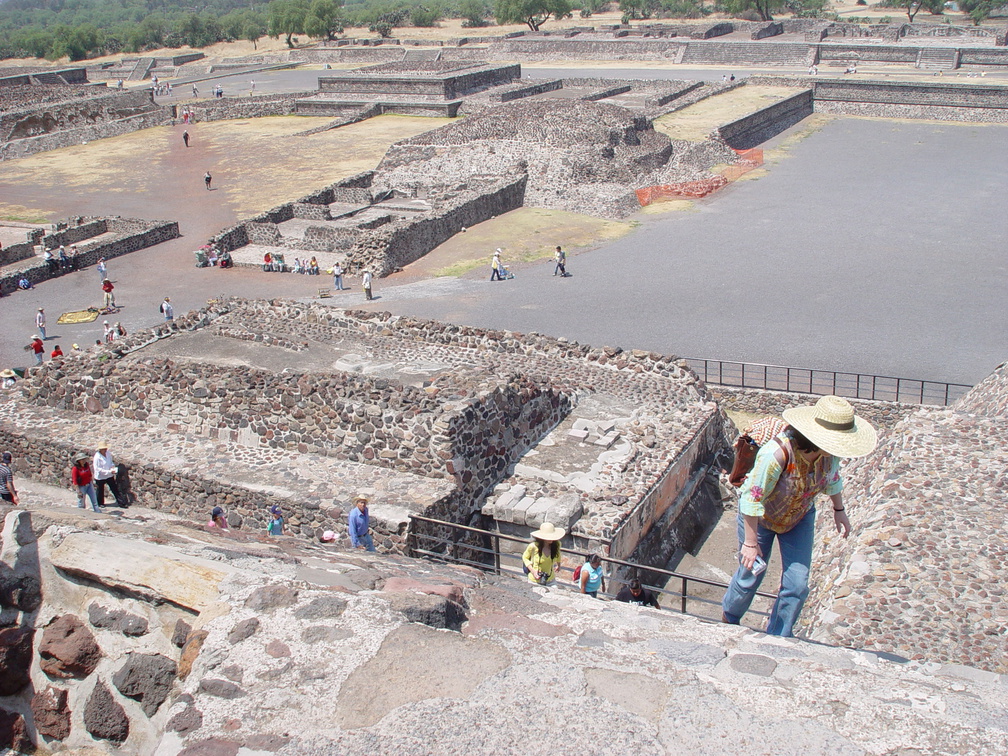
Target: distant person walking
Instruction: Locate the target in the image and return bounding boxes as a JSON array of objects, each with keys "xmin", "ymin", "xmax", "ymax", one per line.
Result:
[
  {"xmin": 36, "ymin": 308, "xmax": 46, "ymax": 340},
  {"xmin": 204, "ymin": 171, "xmax": 212, "ymax": 190},
  {"xmin": 579, "ymin": 553, "xmax": 606, "ymax": 598},
  {"xmin": 348, "ymin": 495, "xmax": 376, "ymax": 551},
  {"xmin": 160, "ymin": 297, "xmax": 174, "ymax": 322},
  {"xmin": 29, "ymin": 335, "xmax": 44, "ymax": 365},
  {"xmin": 553, "ymin": 246, "xmax": 567, "ymax": 277},
  {"xmin": 192, "ymin": 84, "xmax": 198, "ymax": 97},
  {"xmin": 250, "ymin": 79, "xmax": 256, "ymax": 95},
  {"xmin": 490, "ymin": 249, "xmax": 503, "ymax": 281},
  {"xmin": 96, "ymin": 257, "xmax": 107, "ymax": 282},
  {"xmin": 183, "ymin": 130, "xmax": 190, "ymax": 147},
  {"xmin": 721, "ymin": 396, "xmax": 877, "ymax": 637},
  {"xmin": 362, "ymin": 269, "xmax": 373, "ymax": 301}
]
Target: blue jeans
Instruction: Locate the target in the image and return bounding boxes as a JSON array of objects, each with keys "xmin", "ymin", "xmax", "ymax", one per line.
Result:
[
  {"xmin": 334, "ymin": 275, "xmax": 343, "ymax": 290},
  {"xmin": 354, "ymin": 533, "xmax": 376, "ymax": 552},
  {"xmin": 721, "ymin": 507, "xmax": 816, "ymax": 637},
  {"xmin": 77, "ymin": 482, "xmax": 99, "ymax": 512}
]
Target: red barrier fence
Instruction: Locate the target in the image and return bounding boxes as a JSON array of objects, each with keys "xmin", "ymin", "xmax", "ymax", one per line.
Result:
[{"xmin": 637, "ymin": 148, "xmax": 764, "ymax": 206}]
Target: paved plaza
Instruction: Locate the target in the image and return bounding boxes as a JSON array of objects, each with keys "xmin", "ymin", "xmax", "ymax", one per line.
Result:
[{"xmin": 1, "ymin": 83, "xmax": 1006, "ymax": 385}]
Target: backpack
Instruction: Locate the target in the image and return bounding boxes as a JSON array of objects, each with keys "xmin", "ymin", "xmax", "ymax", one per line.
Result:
[
  {"xmin": 571, "ymin": 563, "xmax": 582, "ymax": 584},
  {"xmin": 728, "ymin": 417, "xmax": 788, "ymax": 487}
]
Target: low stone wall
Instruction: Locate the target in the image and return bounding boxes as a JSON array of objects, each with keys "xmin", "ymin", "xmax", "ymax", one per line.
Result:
[
  {"xmin": 717, "ymin": 89, "xmax": 813, "ymax": 150},
  {"xmin": 1, "ymin": 109, "xmax": 169, "ymax": 161},
  {"xmin": 177, "ymin": 93, "xmax": 307, "ymax": 123},
  {"xmin": 751, "ymin": 22, "xmax": 783, "ymax": 41},
  {"xmin": 707, "ymin": 385, "xmax": 917, "ymax": 434},
  {"xmin": 0, "ymin": 217, "xmax": 179, "ymax": 295},
  {"xmin": 0, "ymin": 241, "xmax": 35, "ymax": 267},
  {"xmin": 42, "ymin": 219, "xmax": 107, "ymax": 250},
  {"xmin": 346, "ymin": 173, "xmax": 527, "ymax": 276}
]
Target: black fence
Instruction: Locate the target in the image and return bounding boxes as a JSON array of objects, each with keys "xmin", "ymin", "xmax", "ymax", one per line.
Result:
[
  {"xmin": 685, "ymin": 358, "xmax": 972, "ymax": 406},
  {"xmin": 408, "ymin": 514, "xmax": 777, "ymax": 620}
]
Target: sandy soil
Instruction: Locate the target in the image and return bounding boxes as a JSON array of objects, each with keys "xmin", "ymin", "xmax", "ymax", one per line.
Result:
[{"xmin": 0, "ymin": 114, "xmax": 453, "ymax": 221}]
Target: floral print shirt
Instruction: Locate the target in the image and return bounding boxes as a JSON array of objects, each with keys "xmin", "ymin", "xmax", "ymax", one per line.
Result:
[{"xmin": 739, "ymin": 434, "xmax": 843, "ymax": 533}]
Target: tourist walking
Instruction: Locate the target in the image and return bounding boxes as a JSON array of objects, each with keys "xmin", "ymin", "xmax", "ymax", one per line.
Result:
[
  {"xmin": 93, "ymin": 441, "xmax": 125, "ymax": 508},
  {"xmin": 615, "ymin": 578, "xmax": 661, "ymax": 609},
  {"xmin": 204, "ymin": 171, "xmax": 212, "ymax": 190},
  {"xmin": 579, "ymin": 553, "xmax": 606, "ymax": 597},
  {"xmin": 721, "ymin": 395, "xmax": 877, "ymax": 637},
  {"xmin": 333, "ymin": 262, "xmax": 345, "ymax": 290},
  {"xmin": 553, "ymin": 246, "xmax": 567, "ymax": 277},
  {"xmin": 183, "ymin": 130, "xmax": 190, "ymax": 147},
  {"xmin": 71, "ymin": 453, "xmax": 100, "ymax": 512},
  {"xmin": 161, "ymin": 297, "xmax": 174, "ymax": 322},
  {"xmin": 490, "ymin": 249, "xmax": 503, "ymax": 281},
  {"xmin": 208, "ymin": 506, "xmax": 229, "ymax": 529},
  {"xmin": 29, "ymin": 335, "xmax": 44, "ymax": 365},
  {"xmin": 36, "ymin": 308, "xmax": 46, "ymax": 340},
  {"xmin": 0, "ymin": 451, "xmax": 19, "ymax": 506},
  {"xmin": 348, "ymin": 495, "xmax": 376, "ymax": 551},
  {"xmin": 267, "ymin": 505, "xmax": 284, "ymax": 535},
  {"xmin": 522, "ymin": 522, "xmax": 564, "ymax": 585},
  {"xmin": 101, "ymin": 278, "xmax": 116, "ymax": 310},
  {"xmin": 97, "ymin": 257, "xmax": 107, "ymax": 282},
  {"xmin": 362, "ymin": 269, "xmax": 373, "ymax": 301}
]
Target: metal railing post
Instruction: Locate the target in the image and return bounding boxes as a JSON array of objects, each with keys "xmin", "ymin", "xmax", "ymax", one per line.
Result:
[
  {"xmin": 494, "ymin": 533, "xmax": 501, "ymax": 575},
  {"xmin": 681, "ymin": 576, "xmax": 688, "ymax": 614}
]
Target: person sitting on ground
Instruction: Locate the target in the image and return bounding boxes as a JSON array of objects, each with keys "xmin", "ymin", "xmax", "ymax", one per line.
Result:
[
  {"xmin": 292, "ymin": 257, "xmax": 304, "ymax": 275},
  {"xmin": 348, "ymin": 495, "xmax": 376, "ymax": 552},
  {"xmin": 579, "ymin": 553, "xmax": 606, "ymax": 598},
  {"xmin": 207, "ymin": 247, "xmax": 219, "ymax": 266},
  {"xmin": 308, "ymin": 257, "xmax": 320, "ymax": 276},
  {"xmin": 218, "ymin": 249, "xmax": 233, "ymax": 269},
  {"xmin": 266, "ymin": 505, "xmax": 284, "ymax": 535},
  {"xmin": 18, "ymin": 277, "xmax": 33, "ymax": 290},
  {"xmin": 263, "ymin": 252, "xmax": 273, "ymax": 272},
  {"xmin": 115, "ymin": 322, "xmax": 127, "ymax": 339},
  {"xmin": 208, "ymin": 505, "xmax": 229, "ymax": 529},
  {"xmin": 615, "ymin": 578, "xmax": 661, "ymax": 609},
  {"xmin": 1, "ymin": 369, "xmax": 17, "ymax": 389},
  {"xmin": 272, "ymin": 252, "xmax": 286, "ymax": 272},
  {"xmin": 522, "ymin": 522, "xmax": 564, "ymax": 585}
]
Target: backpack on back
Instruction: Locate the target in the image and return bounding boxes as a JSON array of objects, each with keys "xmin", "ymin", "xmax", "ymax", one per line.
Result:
[
  {"xmin": 571, "ymin": 563, "xmax": 582, "ymax": 585},
  {"xmin": 728, "ymin": 416, "xmax": 788, "ymax": 487}
]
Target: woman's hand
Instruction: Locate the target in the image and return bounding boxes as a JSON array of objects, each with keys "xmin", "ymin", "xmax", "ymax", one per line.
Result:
[
  {"xmin": 833, "ymin": 509, "xmax": 851, "ymax": 538},
  {"xmin": 531, "ymin": 569, "xmax": 541, "ymax": 582},
  {"xmin": 739, "ymin": 542, "xmax": 762, "ymax": 570}
]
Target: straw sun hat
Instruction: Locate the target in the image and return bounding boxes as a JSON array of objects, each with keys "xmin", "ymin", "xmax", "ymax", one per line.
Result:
[
  {"xmin": 530, "ymin": 522, "xmax": 565, "ymax": 541},
  {"xmin": 782, "ymin": 395, "xmax": 878, "ymax": 459}
]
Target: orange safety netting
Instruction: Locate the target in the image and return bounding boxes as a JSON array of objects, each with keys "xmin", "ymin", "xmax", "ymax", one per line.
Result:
[{"xmin": 636, "ymin": 147, "xmax": 765, "ymax": 206}]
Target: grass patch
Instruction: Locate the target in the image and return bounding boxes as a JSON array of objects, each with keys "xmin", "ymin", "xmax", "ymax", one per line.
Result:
[{"xmin": 0, "ymin": 204, "xmax": 51, "ymax": 223}]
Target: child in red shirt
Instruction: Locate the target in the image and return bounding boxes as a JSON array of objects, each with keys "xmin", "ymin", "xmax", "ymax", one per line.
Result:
[{"xmin": 71, "ymin": 454, "xmax": 100, "ymax": 511}]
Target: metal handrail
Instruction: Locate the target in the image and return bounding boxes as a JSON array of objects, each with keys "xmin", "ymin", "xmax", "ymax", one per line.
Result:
[
  {"xmin": 408, "ymin": 514, "xmax": 777, "ymax": 618},
  {"xmin": 685, "ymin": 357, "xmax": 971, "ymax": 407}
]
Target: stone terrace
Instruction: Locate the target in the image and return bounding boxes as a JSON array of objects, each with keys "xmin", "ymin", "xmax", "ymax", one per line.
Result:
[
  {"xmin": 6, "ymin": 298, "xmax": 725, "ymax": 559},
  {"xmin": 801, "ymin": 361, "xmax": 1008, "ymax": 673}
]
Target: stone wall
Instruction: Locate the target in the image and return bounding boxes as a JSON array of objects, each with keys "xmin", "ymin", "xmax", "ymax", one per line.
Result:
[
  {"xmin": 1, "ymin": 87, "xmax": 157, "ymax": 141},
  {"xmin": 177, "ymin": 93, "xmax": 306, "ymax": 123},
  {"xmin": 716, "ymin": 89, "xmax": 813, "ymax": 150},
  {"xmin": 0, "ymin": 217, "xmax": 179, "ymax": 296},
  {"xmin": 0, "ymin": 241, "xmax": 35, "ymax": 267},
  {"xmin": 1, "ymin": 110, "xmax": 169, "ymax": 161},
  {"xmin": 751, "ymin": 22, "xmax": 783, "ymax": 41},
  {"xmin": 42, "ymin": 220, "xmax": 107, "ymax": 250},
  {"xmin": 345, "ymin": 173, "xmax": 527, "ymax": 276}
]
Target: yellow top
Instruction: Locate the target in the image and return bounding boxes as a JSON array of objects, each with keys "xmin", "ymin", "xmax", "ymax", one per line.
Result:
[{"xmin": 523, "ymin": 542, "xmax": 561, "ymax": 584}]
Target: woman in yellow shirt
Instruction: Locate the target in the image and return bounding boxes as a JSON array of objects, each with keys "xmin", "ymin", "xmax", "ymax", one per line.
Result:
[{"xmin": 522, "ymin": 522, "xmax": 564, "ymax": 585}]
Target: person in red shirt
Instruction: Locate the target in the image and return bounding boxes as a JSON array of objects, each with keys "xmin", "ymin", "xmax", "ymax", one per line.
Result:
[
  {"xmin": 29, "ymin": 335, "xmax": 44, "ymax": 365},
  {"xmin": 50, "ymin": 344, "xmax": 64, "ymax": 359},
  {"xmin": 102, "ymin": 278, "xmax": 116, "ymax": 309},
  {"xmin": 71, "ymin": 453, "xmax": 100, "ymax": 511}
]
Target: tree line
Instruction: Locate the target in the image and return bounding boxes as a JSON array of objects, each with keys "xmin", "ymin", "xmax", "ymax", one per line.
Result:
[{"xmin": 1, "ymin": 0, "xmax": 1000, "ymax": 63}]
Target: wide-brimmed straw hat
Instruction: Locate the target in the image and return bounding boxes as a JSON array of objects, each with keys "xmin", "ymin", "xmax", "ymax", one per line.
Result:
[
  {"xmin": 97, "ymin": 440, "xmax": 110, "ymax": 450},
  {"xmin": 0, "ymin": 369, "xmax": 16, "ymax": 378},
  {"xmin": 530, "ymin": 522, "xmax": 565, "ymax": 541},
  {"xmin": 72, "ymin": 452, "xmax": 90, "ymax": 463},
  {"xmin": 782, "ymin": 395, "xmax": 877, "ymax": 459}
]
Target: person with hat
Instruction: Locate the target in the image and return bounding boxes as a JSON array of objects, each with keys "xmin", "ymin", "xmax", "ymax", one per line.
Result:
[
  {"xmin": 522, "ymin": 522, "xmax": 564, "ymax": 585},
  {"xmin": 721, "ymin": 395, "xmax": 877, "ymax": 637},
  {"xmin": 36, "ymin": 308, "xmax": 46, "ymax": 340},
  {"xmin": 267, "ymin": 505, "xmax": 284, "ymax": 535},
  {"xmin": 208, "ymin": 506, "xmax": 229, "ymax": 530},
  {"xmin": 490, "ymin": 249, "xmax": 503, "ymax": 282},
  {"xmin": 1, "ymin": 369, "xmax": 17, "ymax": 389},
  {"xmin": 1, "ymin": 451, "xmax": 18, "ymax": 506},
  {"xmin": 101, "ymin": 278, "xmax": 116, "ymax": 310},
  {"xmin": 28, "ymin": 335, "xmax": 44, "ymax": 365},
  {"xmin": 71, "ymin": 452, "xmax": 100, "ymax": 512},
  {"xmin": 615, "ymin": 578, "xmax": 661, "ymax": 609},
  {"xmin": 93, "ymin": 441, "xmax": 125, "ymax": 508},
  {"xmin": 348, "ymin": 495, "xmax": 375, "ymax": 551}
]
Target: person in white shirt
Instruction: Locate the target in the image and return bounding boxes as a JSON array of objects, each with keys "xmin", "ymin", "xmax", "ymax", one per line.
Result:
[
  {"xmin": 36, "ymin": 308, "xmax": 46, "ymax": 340},
  {"xmin": 93, "ymin": 441, "xmax": 125, "ymax": 508},
  {"xmin": 362, "ymin": 270, "xmax": 373, "ymax": 301}
]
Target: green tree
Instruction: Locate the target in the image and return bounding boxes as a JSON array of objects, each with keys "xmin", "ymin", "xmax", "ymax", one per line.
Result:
[
  {"xmin": 494, "ymin": 0, "xmax": 573, "ymax": 31},
  {"xmin": 620, "ymin": 0, "xmax": 659, "ymax": 20},
  {"xmin": 304, "ymin": 0, "xmax": 344, "ymax": 41},
  {"xmin": 957, "ymin": 0, "xmax": 999, "ymax": 24},
  {"xmin": 897, "ymin": 0, "xmax": 944, "ymax": 21},
  {"xmin": 459, "ymin": 0, "xmax": 491, "ymax": 26},
  {"xmin": 268, "ymin": 0, "xmax": 309, "ymax": 48}
]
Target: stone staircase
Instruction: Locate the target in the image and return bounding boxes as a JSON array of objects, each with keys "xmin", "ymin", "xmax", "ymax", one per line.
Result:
[
  {"xmin": 917, "ymin": 47, "xmax": 960, "ymax": 71},
  {"xmin": 403, "ymin": 48, "xmax": 441, "ymax": 62},
  {"xmin": 128, "ymin": 57, "xmax": 156, "ymax": 81}
]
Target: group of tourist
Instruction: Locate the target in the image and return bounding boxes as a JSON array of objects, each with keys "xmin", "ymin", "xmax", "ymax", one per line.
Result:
[
  {"xmin": 291, "ymin": 257, "xmax": 321, "ymax": 275},
  {"xmin": 518, "ymin": 395, "xmax": 876, "ymax": 637},
  {"xmin": 490, "ymin": 246, "xmax": 569, "ymax": 281},
  {"xmin": 70, "ymin": 441, "xmax": 127, "ymax": 512}
]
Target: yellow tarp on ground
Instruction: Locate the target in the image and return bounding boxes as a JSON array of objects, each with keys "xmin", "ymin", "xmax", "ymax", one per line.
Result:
[{"xmin": 57, "ymin": 309, "xmax": 99, "ymax": 324}]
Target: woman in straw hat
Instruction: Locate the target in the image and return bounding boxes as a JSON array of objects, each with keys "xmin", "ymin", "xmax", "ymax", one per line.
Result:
[
  {"xmin": 71, "ymin": 452, "xmax": 100, "ymax": 512},
  {"xmin": 522, "ymin": 522, "xmax": 564, "ymax": 585},
  {"xmin": 721, "ymin": 395, "xmax": 877, "ymax": 637}
]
